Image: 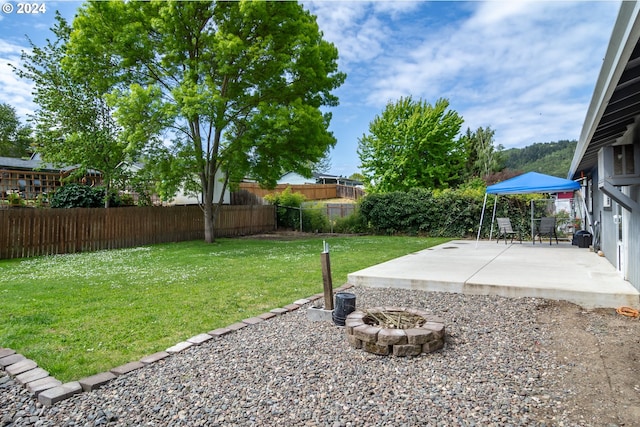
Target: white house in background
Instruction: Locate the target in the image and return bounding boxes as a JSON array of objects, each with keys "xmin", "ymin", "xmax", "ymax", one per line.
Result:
[
  {"xmin": 278, "ymin": 172, "xmax": 364, "ymax": 187},
  {"xmin": 125, "ymin": 163, "xmax": 230, "ymax": 205},
  {"xmin": 569, "ymin": 1, "xmax": 640, "ymax": 291},
  {"xmin": 277, "ymin": 172, "xmax": 316, "ymax": 185}
]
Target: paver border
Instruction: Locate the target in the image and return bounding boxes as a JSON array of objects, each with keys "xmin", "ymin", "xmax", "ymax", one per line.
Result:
[{"xmin": 0, "ymin": 284, "xmax": 355, "ymax": 406}]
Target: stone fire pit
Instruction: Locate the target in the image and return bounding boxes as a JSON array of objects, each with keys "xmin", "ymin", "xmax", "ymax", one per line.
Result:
[{"xmin": 345, "ymin": 307, "xmax": 445, "ymax": 356}]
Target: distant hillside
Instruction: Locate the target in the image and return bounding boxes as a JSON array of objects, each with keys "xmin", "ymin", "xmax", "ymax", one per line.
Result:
[{"xmin": 502, "ymin": 140, "xmax": 577, "ymax": 178}]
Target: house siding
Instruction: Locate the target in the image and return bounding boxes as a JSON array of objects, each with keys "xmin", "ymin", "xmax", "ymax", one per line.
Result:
[
  {"xmin": 600, "ymin": 203, "xmax": 618, "ymax": 274},
  {"xmin": 590, "ymin": 158, "xmax": 640, "ymax": 292},
  {"xmin": 590, "ymin": 169, "xmax": 609, "ymax": 267},
  {"xmin": 628, "ymin": 184, "xmax": 640, "ymax": 291}
]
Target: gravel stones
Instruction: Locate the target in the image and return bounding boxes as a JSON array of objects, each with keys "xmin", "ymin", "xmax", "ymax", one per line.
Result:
[{"xmin": 1, "ymin": 287, "xmax": 583, "ymax": 425}]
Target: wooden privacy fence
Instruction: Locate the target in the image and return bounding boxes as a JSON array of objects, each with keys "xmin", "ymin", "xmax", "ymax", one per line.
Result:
[
  {"xmin": 0, "ymin": 205, "xmax": 275, "ymax": 259},
  {"xmin": 238, "ymin": 182, "xmax": 337, "ymax": 200},
  {"xmin": 336, "ymin": 185, "xmax": 365, "ymax": 200},
  {"xmin": 238, "ymin": 182, "xmax": 364, "ymax": 201},
  {"xmin": 324, "ymin": 203, "xmax": 357, "ymax": 219}
]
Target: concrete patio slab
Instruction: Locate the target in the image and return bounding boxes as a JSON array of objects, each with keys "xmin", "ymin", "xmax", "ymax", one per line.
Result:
[{"xmin": 348, "ymin": 240, "xmax": 639, "ymax": 309}]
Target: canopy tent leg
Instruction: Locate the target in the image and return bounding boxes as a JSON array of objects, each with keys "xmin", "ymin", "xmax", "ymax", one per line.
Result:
[
  {"xmin": 489, "ymin": 195, "xmax": 498, "ymax": 241},
  {"xmin": 476, "ymin": 194, "xmax": 499, "ymax": 247},
  {"xmin": 531, "ymin": 199, "xmax": 535, "ymax": 243},
  {"xmin": 476, "ymin": 193, "xmax": 488, "ymax": 248}
]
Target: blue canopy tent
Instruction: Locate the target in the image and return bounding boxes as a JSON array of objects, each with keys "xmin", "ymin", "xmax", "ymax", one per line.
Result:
[{"xmin": 476, "ymin": 172, "xmax": 582, "ymax": 245}]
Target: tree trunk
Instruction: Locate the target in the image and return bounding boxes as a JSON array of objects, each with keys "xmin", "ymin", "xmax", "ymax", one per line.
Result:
[
  {"xmin": 203, "ymin": 157, "xmax": 217, "ymax": 243},
  {"xmin": 104, "ymin": 179, "xmax": 110, "ymax": 208},
  {"xmin": 204, "ymin": 199, "xmax": 215, "ymax": 243},
  {"xmin": 208, "ymin": 174, "xmax": 229, "ymax": 243}
]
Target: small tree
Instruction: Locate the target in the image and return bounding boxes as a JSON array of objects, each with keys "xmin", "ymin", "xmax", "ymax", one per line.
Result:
[
  {"xmin": 13, "ymin": 14, "xmax": 130, "ymax": 208},
  {"xmin": 460, "ymin": 126, "xmax": 505, "ymax": 180},
  {"xmin": 358, "ymin": 97, "xmax": 464, "ymax": 193},
  {"xmin": 0, "ymin": 103, "xmax": 33, "ymax": 158}
]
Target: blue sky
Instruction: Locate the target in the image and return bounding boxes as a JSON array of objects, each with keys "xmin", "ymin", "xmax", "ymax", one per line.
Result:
[{"xmin": 0, "ymin": 1, "xmax": 621, "ymax": 177}]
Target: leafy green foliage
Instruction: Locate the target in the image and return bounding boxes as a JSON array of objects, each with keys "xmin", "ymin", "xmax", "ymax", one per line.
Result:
[
  {"xmin": 460, "ymin": 126, "xmax": 505, "ymax": 180},
  {"xmin": 49, "ymin": 183, "xmax": 105, "ymax": 208},
  {"xmin": 503, "ymin": 140, "xmax": 577, "ymax": 178},
  {"xmin": 358, "ymin": 184, "xmax": 544, "ymax": 238},
  {"xmin": 0, "ymin": 103, "xmax": 33, "ymax": 158},
  {"xmin": 13, "ymin": 15, "xmax": 129, "ymax": 206},
  {"xmin": 302, "ymin": 203, "xmax": 330, "ymax": 232},
  {"xmin": 265, "ymin": 187, "xmax": 306, "ymax": 229},
  {"xmin": 333, "ymin": 213, "xmax": 367, "ymax": 234},
  {"xmin": 7, "ymin": 192, "xmax": 25, "ymax": 207},
  {"xmin": 358, "ymin": 97, "xmax": 464, "ymax": 192}
]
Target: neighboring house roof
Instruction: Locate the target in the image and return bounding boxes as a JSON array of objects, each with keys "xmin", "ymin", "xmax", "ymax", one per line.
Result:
[
  {"xmin": 277, "ymin": 172, "xmax": 364, "ymax": 186},
  {"xmin": 0, "ymin": 154, "xmax": 101, "ymax": 175},
  {"xmin": 569, "ymin": 1, "xmax": 640, "ymax": 179},
  {"xmin": 313, "ymin": 173, "xmax": 363, "ymax": 186},
  {"xmin": 0, "ymin": 155, "xmax": 60, "ymax": 172}
]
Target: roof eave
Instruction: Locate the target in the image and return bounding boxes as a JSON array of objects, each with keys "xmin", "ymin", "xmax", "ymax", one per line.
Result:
[{"xmin": 569, "ymin": 1, "xmax": 640, "ymax": 179}]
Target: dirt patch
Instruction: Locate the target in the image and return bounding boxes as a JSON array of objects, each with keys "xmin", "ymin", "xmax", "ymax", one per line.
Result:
[{"xmin": 535, "ymin": 300, "xmax": 640, "ymax": 425}]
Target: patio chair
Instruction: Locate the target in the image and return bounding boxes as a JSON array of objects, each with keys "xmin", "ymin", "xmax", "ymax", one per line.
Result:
[
  {"xmin": 496, "ymin": 217, "xmax": 522, "ymax": 244},
  {"xmin": 536, "ymin": 216, "xmax": 558, "ymax": 245}
]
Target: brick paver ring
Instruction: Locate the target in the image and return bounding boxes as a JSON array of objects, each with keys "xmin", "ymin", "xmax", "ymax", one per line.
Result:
[{"xmin": 344, "ymin": 307, "xmax": 445, "ymax": 356}]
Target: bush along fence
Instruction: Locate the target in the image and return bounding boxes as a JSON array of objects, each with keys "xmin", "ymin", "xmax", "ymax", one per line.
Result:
[
  {"xmin": 0, "ymin": 205, "xmax": 276, "ymax": 259},
  {"xmin": 261, "ymin": 184, "xmax": 552, "ymax": 238},
  {"xmin": 357, "ymin": 187, "xmax": 547, "ymax": 238},
  {"xmin": 273, "ymin": 203, "xmax": 361, "ymax": 234}
]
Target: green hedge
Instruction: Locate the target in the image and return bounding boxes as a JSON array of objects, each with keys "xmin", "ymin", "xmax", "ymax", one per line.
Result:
[
  {"xmin": 49, "ymin": 183, "xmax": 127, "ymax": 208},
  {"xmin": 358, "ymin": 187, "xmax": 546, "ymax": 238},
  {"xmin": 266, "ymin": 184, "xmax": 550, "ymax": 238}
]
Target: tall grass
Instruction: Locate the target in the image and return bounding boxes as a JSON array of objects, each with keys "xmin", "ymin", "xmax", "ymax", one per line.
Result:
[{"xmin": 0, "ymin": 235, "xmax": 448, "ymax": 381}]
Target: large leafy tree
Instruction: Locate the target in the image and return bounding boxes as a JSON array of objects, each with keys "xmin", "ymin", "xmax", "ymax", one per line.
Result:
[
  {"xmin": 0, "ymin": 103, "xmax": 33, "ymax": 158},
  {"xmin": 14, "ymin": 14, "xmax": 129, "ymax": 207},
  {"xmin": 358, "ymin": 97, "xmax": 464, "ymax": 193},
  {"xmin": 65, "ymin": 0, "xmax": 345, "ymax": 242}
]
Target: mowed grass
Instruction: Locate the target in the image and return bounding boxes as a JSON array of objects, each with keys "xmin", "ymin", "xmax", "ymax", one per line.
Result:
[{"xmin": 0, "ymin": 235, "xmax": 448, "ymax": 382}]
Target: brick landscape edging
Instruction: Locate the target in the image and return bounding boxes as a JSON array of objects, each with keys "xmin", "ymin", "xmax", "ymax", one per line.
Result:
[{"xmin": 0, "ymin": 284, "xmax": 353, "ymax": 406}]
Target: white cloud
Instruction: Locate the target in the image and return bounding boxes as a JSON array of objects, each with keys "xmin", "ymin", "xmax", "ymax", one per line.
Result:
[
  {"xmin": 339, "ymin": 1, "xmax": 619, "ymax": 148},
  {"xmin": 0, "ymin": 40, "xmax": 35, "ymax": 118}
]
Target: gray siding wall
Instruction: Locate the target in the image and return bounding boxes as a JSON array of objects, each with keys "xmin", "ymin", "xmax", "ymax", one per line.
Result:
[
  {"xmin": 628, "ymin": 184, "xmax": 640, "ymax": 291},
  {"xmin": 591, "ymin": 169, "xmax": 618, "ymax": 269},
  {"xmin": 592, "ymin": 144, "xmax": 640, "ymax": 291}
]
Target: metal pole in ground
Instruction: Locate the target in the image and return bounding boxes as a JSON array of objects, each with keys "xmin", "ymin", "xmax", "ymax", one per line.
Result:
[{"xmin": 321, "ymin": 241, "xmax": 334, "ymax": 310}]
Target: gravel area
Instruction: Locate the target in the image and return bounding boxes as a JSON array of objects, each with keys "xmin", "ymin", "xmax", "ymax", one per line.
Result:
[{"xmin": 1, "ymin": 287, "xmax": 586, "ymax": 426}]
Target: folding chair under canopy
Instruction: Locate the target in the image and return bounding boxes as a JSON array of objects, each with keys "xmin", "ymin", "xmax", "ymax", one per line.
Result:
[{"xmin": 476, "ymin": 172, "xmax": 581, "ymax": 246}]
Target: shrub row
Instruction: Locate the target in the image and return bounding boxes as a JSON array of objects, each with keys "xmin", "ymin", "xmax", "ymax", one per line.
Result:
[
  {"xmin": 358, "ymin": 187, "xmax": 545, "ymax": 238},
  {"xmin": 259, "ymin": 184, "xmax": 553, "ymax": 238}
]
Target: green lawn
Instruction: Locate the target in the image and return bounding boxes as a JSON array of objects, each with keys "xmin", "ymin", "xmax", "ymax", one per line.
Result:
[{"xmin": 0, "ymin": 235, "xmax": 448, "ymax": 382}]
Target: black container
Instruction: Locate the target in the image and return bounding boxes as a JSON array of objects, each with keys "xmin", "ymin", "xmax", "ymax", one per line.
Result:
[
  {"xmin": 578, "ymin": 232, "xmax": 592, "ymax": 248},
  {"xmin": 572, "ymin": 230, "xmax": 592, "ymax": 248},
  {"xmin": 332, "ymin": 292, "xmax": 356, "ymax": 326}
]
